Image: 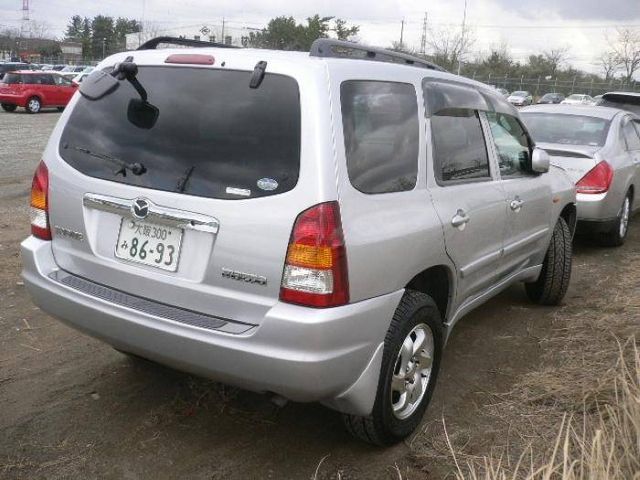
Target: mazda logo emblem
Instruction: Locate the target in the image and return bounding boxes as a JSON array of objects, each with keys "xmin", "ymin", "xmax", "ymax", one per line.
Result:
[{"xmin": 132, "ymin": 198, "xmax": 149, "ymax": 219}]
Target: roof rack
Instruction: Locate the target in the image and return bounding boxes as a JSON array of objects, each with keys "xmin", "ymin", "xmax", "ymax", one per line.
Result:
[
  {"xmin": 309, "ymin": 39, "xmax": 446, "ymax": 72},
  {"xmin": 137, "ymin": 36, "xmax": 239, "ymax": 51}
]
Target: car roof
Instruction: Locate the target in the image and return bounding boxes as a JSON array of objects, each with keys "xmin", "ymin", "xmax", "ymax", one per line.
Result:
[
  {"xmin": 521, "ymin": 104, "xmax": 623, "ymax": 119},
  {"xmin": 102, "ymin": 45, "xmax": 499, "ymax": 94}
]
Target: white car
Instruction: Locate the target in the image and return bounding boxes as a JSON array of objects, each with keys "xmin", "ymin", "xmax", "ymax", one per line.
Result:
[
  {"xmin": 72, "ymin": 67, "xmax": 95, "ymax": 84},
  {"xmin": 561, "ymin": 94, "xmax": 595, "ymax": 106}
]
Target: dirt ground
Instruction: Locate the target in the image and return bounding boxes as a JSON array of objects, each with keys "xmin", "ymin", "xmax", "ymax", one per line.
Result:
[{"xmin": 0, "ymin": 109, "xmax": 637, "ymax": 479}]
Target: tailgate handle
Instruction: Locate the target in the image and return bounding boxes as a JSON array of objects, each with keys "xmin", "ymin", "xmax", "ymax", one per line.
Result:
[{"xmin": 83, "ymin": 193, "xmax": 219, "ymax": 234}]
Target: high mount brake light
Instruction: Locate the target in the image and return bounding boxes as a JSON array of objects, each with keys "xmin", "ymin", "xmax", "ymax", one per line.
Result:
[
  {"xmin": 30, "ymin": 161, "xmax": 51, "ymax": 240},
  {"xmin": 280, "ymin": 202, "xmax": 349, "ymax": 308},
  {"xmin": 576, "ymin": 161, "xmax": 614, "ymax": 194}
]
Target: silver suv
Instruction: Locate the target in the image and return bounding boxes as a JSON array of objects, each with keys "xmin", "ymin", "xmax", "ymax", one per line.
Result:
[{"xmin": 21, "ymin": 38, "xmax": 576, "ymax": 445}]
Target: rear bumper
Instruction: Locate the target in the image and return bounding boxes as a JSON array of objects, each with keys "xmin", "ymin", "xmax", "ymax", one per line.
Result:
[
  {"xmin": 21, "ymin": 236, "xmax": 402, "ymax": 415},
  {"xmin": 576, "ymin": 192, "xmax": 618, "ymax": 223}
]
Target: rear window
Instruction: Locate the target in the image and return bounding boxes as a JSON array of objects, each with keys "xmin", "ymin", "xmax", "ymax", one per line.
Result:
[
  {"xmin": 2, "ymin": 73, "xmax": 22, "ymax": 84},
  {"xmin": 340, "ymin": 81, "xmax": 419, "ymax": 194},
  {"xmin": 520, "ymin": 113, "xmax": 611, "ymax": 147},
  {"xmin": 59, "ymin": 66, "xmax": 301, "ymax": 200}
]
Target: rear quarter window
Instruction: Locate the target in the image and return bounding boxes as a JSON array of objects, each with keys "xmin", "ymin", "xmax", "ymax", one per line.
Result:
[{"xmin": 340, "ymin": 81, "xmax": 419, "ymax": 194}]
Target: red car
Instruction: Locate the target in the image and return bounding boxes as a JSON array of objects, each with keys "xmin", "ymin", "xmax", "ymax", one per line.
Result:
[{"xmin": 0, "ymin": 70, "xmax": 78, "ymax": 113}]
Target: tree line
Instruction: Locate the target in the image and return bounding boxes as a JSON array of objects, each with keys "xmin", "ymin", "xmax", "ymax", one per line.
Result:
[{"xmin": 64, "ymin": 15, "xmax": 141, "ymax": 60}]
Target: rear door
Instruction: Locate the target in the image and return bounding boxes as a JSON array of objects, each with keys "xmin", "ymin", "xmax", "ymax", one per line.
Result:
[
  {"xmin": 52, "ymin": 74, "xmax": 76, "ymax": 104},
  {"xmin": 428, "ymin": 107, "xmax": 507, "ymax": 305},
  {"xmin": 485, "ymin": 112, "xmax": 552, "ymax": 278},
  {"xmin": 48, "ymin": 64, "xmax": 315, "ymax": 326},
  {"xmin": 623, "ymin": 117, "xmax": 640, "ymax": 209}
]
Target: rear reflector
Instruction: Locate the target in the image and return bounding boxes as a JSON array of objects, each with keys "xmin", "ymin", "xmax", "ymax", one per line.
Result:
[
  {"xmin": 280, "ymin": 202, "xmax": 349, "ymax": 308},
  {"xmin": 30, "ymin": 161, "xmax": 51, "ymax": 240},
  {"xmin": 576, "ymin": 161, "xmax": 613, "ymax": 194},
  {"xmin": 165, "ymin": 54, "xmax": 215, "ymax": 65}
]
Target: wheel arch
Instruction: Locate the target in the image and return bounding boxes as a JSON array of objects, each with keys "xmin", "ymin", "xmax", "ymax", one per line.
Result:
[
  {"xmin": 405, "ymin": 264, "xmax": 453, "ymax": 322},
  {"xmin": 559, "ymin": 203, "xmax": 577, "ymax": 238}
]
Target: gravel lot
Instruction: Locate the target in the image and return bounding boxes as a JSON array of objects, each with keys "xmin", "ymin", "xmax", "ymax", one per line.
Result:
[{"xmin": 0, "ymin": 109, "xmax": 638, "ymax": 479}]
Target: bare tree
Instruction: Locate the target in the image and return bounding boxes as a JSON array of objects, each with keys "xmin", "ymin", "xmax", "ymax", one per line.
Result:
[
  {"xmin": 609, "ymin": 27, "xmax": 640, "ymax": 83},
  {"xmin": 543, "ymin": 46, "xmax": 570, "ymax": 75},
  {"xmin": 598, "ymin": 50, "xmax": 620, "ymax": 81},
  {"xmin": 426, "ymin": 25, "xmax": 475, "ymax": 72}
]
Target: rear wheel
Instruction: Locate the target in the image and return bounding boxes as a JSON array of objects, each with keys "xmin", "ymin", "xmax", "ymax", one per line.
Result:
[
  {"xmin": 1, "ymin": 103, "xmax": 17, "ymax": 112},
  {"xmin": 25, "ymin": 96, "xmax": 41, "ymax": 114},
  {"xmin": 600, "ymin": 192, "xmax": 631, "ymax": 247},
  {"xmin": 343, "ymin": 290, "xmax": 443, "ymax": 445},
  {"xmin": 57, "ymin": 106, "xmax": 65, "ymax": 112},
  {"xmin": 525, "ymin": 216, "xmax": 572, "ymax": 305}
]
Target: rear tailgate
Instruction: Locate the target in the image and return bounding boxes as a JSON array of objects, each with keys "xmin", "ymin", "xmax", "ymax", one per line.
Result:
[
  {"xmin": 537, "ymin": 143, "xmax": 600, "ymax": 183},
  {"xmin": 46, "ymin": 59, "xmax": 333, "ymax": 327}
]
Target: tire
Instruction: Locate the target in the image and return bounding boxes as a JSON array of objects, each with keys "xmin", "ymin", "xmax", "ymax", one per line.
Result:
[
  {"xmin": 57, "ymin": 106, "xmax": 65, "ymax": 112},
  {"xmin": 25, "ymin": 96, "xmax": 41, "ymax": 114},
  {"xmin": 343, "ymin": 290, "xmax": 443, "ymax": 445},
  {"xmin": 525, "ymin": 216, "xmax": 572, "ymax": 305},
  {"xmin": 1, "ymin": 103, "xmax": 17, "ymax": 112},
  {"xmin": 600, "ymin": 192, "xmax": 632, "ymax": 247}
]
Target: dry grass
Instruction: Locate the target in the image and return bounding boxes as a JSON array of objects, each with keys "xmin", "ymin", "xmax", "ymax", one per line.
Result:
[
  {"xmin": 447, "ymin": 339, "xmax": 640, "ymax": 479},
  {"xmin": 438, "ymin": 245, "xmax": 640, "ymax": 480}
]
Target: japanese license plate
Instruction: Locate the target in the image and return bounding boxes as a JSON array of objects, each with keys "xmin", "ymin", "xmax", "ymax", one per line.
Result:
[{"xmin": 115, "ymin": 219, "xmax": 182, "ymax": 272}]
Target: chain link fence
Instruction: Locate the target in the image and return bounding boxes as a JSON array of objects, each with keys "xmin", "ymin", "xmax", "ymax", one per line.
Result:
[{"xmin": 470, "ymin": 74, "xmax": 639, "ymax": 98}]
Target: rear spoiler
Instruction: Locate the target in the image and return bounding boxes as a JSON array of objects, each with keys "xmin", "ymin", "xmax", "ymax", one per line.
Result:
[
  {"xmin": 597, "ymin": 92, "xmax": 640, "ymax": 115},
  {"xmin": 542, "ymin": 148, "xmax": 593, "ymax": 159}
]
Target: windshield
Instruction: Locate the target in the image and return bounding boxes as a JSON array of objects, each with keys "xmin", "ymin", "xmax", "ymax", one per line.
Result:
[
  {"xmin": 567, "ymin": 95, "xmax": 583, "ymax": 100},
  {"xmin": 521, "ymin": 113, "xmax": 611, "ymax": 147},
  {"xmin": 512, "ymin": 91, "xmax": 527, "ymax": 96},
  {"xmin": 59, "ymin": 66, "xmax": 301, "ymax": 200}
]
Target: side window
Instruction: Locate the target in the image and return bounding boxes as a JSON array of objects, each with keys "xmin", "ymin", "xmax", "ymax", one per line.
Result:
[
  {"xmin": 623, "ymin": 120, "xmax": 640, "ymax": 151},
  {"xmin": 341, "ymin": 81, "xmax": 419, "ymax": 194},
  {"xmin": 486, "ymin": 112, "xmax": 532, "ymax": 177},
  {"xmin": 431, "ymin": 108, "xmax": 491, "ymax": 183},
  {"xmin": 42, "ymin": 74, "xmax": 55, "ymax": 85},
  {"xmin": 54, "ymin": 75, "xmax": 72, "ymax": 86}
]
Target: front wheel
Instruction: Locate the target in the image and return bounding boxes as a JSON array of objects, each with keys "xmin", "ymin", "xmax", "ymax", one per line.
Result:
[
  {"xmin": 25, "ymin": 96, "xmax": 41, "ymax": 114},
  {"xmin": 1, "ymin": 103, "xmax": 17, "ymax": 112},
  {"xmin": 600, "ymin": 192, "xmax": 631, "ymax": 247},
  {"xmin": 525, "ymin": 216, "xmax": 572, "ymax": 305},
  {"xmin": 343, "ymin": 290, "xmax": 443, "ymax": 445}
]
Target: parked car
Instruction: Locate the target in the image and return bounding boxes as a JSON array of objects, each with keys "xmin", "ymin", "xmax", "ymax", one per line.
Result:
[
  {"xmin": 521, "ymin": 104, "xmax": 640, "ymax": 246},
  {"xmin": 507, "ymin": 90, "xmax": 533, "ymax": 106},
  {"xmin": 21, "ymin": 38, "xmax": 576, "ymax": 445},
  {"xmin": 72, "ymin": 67, "xmax": 95, "ymax": 84},
  {"xmin": 0, "ymin": 71, "xmax": 78, "ymax": 113},
  {"xmin": 51, "ymin": 65, "xmax": 66, "ymax": 71},
  {"xmin": 561, "ymin": 94, "xmax": 594, "ymax": 106},
  {"xmin": 537, "ymin": 92, "xmax": 565, "ymax": 104},
  {"xmin": 60, "ymin": 65, "xmax": 87, "ymax": 73},
  {"xmin": 596, "ymin": 91, "xmax": 640, "ymax": 115},
  {"xmin": 0, "ymin": 62, "xmax": 30, "ymax": 79}
]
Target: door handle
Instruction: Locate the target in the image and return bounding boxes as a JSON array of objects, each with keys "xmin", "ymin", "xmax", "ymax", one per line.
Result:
[
  {"xmin": 510, "ymin": 197, "xmax": 524, "ymax": 212},
  {"xmin": 451, "ymin": 209, "xmax": 470, "ymax": 230}
]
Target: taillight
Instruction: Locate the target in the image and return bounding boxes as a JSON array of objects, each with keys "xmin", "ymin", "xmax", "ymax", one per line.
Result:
[
  {"xmin": 576, "ymin": 161, "xmax": 614, "ymax": 194},
  {"xmin": 30, "ymin": 161, "xmax": 51, "ymax": 240},
  {"xmin": 280, "ymin": 202, "xmax": 349, "ymax": 308}
]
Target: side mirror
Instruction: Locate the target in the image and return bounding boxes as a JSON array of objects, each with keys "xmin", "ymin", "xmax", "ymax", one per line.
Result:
[{"xmin": 531, "ymin": 148, "xmax": 550, "ymax": 173}]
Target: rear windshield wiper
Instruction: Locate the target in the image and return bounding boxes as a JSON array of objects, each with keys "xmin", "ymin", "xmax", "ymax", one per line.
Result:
[{"xmin": 65, "ymin": 145, "xmax": 146, "ymax": 177}]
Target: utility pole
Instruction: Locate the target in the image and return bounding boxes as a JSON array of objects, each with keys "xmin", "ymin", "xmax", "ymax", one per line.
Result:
[
  {"xmin": 102, "ymin": 37, "xmax": 106, "ymax": 59},
  {"xmin": 19, "ymin": 0, "xmax": 29, "ymax": 61},
  {"xmin": 420, "ymin": 12, "xmax": 427, "ymax": 55},
  {"xmin": 221, "ymin": 17, "xmax": 226, "ymax": 44},
  {"xmin": 399, "ymin": 18, "xmax": 405, "ymax": 47},
  {"xmin": 457, "ymin": 0, "xmax": 468, "ymax": 75}
]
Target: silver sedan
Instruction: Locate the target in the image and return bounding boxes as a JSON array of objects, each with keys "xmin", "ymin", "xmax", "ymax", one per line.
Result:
[{"xmin": 521, "ymin": 105, "xmax": 640, "ymax": 246}]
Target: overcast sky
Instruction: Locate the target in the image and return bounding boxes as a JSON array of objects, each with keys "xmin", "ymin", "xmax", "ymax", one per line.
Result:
[{"xmin": 1, "ymin": 0, "xmax": 639, "ymax": 75}]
